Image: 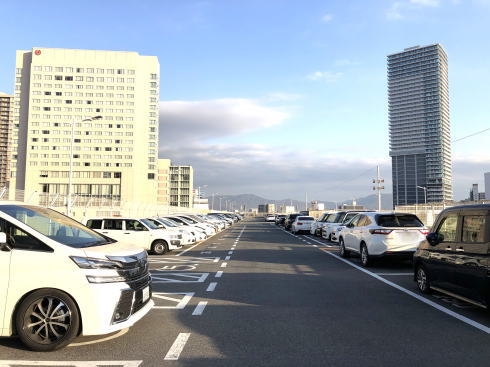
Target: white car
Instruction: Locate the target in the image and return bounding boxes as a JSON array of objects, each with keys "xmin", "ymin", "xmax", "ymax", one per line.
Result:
[
  {"xmin": 85, "ymin": 217, "xmax": 182, "ymax": 255},
  {"xmin": 338, "ymin": 212, "xmax": 428, "ymax": 267},
  {"xmin": 163, "ymin": 216, "xmax": 209, "ymax": 240},
  {"xmin": 309, "ymin": 212, "xmax": 331, "ymax": 235},
  {"xmin": 0, "ymin": 203, "xmax": 153, "ymax": 351},
  {"xmin": 153, "ymin": 218, "xmax": 196, "ymax": 246},
  {"xmin": 162, "ymin": 217, "xmax": 206, "ymax": 241},
  {"xmin": 330, "ymin": 212, "xmax": 365, "ymax": 243},
  {"xmin": 321, "ymin": 211, "xmax": 361, "ymax": 241},
  {"xmin": 265, "ymin": 214, "xmax": 276, "ymax": 222},
  {"xmin": 291, "ymin": 216, "xmax": 315, "ymax": 234}
]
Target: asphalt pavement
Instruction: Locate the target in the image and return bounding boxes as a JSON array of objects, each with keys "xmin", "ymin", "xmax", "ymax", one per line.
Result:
[{"xmin": 1, "ymin": 217, "xmax": 490, "ymax": 366}]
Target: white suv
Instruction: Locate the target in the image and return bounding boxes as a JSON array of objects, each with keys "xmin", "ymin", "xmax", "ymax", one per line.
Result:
[
  {"xmin": 85, "ymin": 217, "xmax": 182, "ymax": 255},
  {"xmin": 338, "ymin": 212, "xmax": 428, "ymax": 267},
  {"xmin": 291, "ymin": 216, "xmax": 315, "ymax": 234},
  {"xmin": 0, "ymin": 203, "xmax": 153, "ymax": 351}
]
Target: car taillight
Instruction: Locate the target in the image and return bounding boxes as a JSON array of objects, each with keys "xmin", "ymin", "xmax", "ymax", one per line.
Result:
[
  {"xmin": 369, "ymin": 229, "xmax": 392, "ymax": 235},
  {"xmin": 418, "ymin": 229, "xmax": 429, "ymax": 235},
  {"xmin": 297, "ymin": 222, "xmax": 303, "ymax": 225}
]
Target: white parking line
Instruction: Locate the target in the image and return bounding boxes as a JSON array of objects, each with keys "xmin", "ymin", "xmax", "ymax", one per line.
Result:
[
  {"xmin": 192, "ymin": 301, "xmax": 208, "ymax": 315},
  {"xmin": 215, "ymin": 271, "xmax": 223, "ymax": 277},
  {"xmin": 206, "ymin": 282, "xmax": 217, "ymax": 292},
  {"xmin": 0, "ymin": 362, "xmax": 142, "ymax": 367},
  {"xmin": 323, "ymin": 251, "xmax": 490, "ymax": 334},
  {"xmin": 221, "ymin": 262, "xmax": 228, "ymax": 268},
  {"xmin": 228, "ymin": 251, "xmax": 233, "ymax": 255},
  {"xmin": 225, "ymin": 255, "xmax": 231, "ymax": 260},
  {"xmin": 164, "ymin": 333, "xmax": 191, "ymax": 360}
]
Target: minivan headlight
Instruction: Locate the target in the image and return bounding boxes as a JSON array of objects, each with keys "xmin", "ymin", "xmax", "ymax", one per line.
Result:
[{"xmin": 70, "ymin": 256, "xmax": 123, "ymax": 270}]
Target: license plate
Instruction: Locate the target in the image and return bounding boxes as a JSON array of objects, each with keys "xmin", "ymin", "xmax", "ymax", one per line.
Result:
[{"xmin": 142, "ymin": 286, "xmax": 150, "ymax": 302}]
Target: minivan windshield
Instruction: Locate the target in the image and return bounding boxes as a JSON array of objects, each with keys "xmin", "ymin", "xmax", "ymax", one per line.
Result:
[{"xmin": 0, "ymin": 204, "xmax": 112, "ymax": 248}]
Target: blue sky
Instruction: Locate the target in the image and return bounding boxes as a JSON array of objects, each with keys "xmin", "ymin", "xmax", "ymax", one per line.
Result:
[{"xmin": 1, "ymin": 0, "xmax": 489, "ymax": 202}]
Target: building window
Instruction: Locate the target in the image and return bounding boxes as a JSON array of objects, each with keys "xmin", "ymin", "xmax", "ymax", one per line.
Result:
[
  {"xmin": 148, "ymin": 173, "xmax": 155, "ymax": 179},
  {"xmin": 65, "ymin": 76, "xmax": 73, "ymax": 81}
]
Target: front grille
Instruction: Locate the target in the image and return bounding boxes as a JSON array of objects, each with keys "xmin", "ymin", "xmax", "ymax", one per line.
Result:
[{"xmin": 107, "ymin": 252, "xmax": 149, "ymax": 282}]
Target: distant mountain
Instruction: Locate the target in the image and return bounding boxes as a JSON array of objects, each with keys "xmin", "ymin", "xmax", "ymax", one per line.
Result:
[{"xmin": 206, "ymin": 193, "xmax": 393, "ymax": 211}]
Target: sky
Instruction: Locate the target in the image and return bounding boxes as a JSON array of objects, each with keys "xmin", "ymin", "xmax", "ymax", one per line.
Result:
[{"xmin": 0, "ymin": 0, "xmax": 489, "ymax": 202}]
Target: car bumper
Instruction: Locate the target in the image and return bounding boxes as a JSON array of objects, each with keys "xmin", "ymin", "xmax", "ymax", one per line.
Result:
[{"xmin": 79, "ymin": 276, "xmax": 153, "ymax": 336}]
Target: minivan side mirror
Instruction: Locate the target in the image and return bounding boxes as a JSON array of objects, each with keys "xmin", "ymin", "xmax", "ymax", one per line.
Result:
[
  {"xmin": 427, "ymin": 232, "xmax": 443, "ymax": 246},
  {"xmin": 0, "ymin": 232, "xmax": 12, "ymax": 251}
]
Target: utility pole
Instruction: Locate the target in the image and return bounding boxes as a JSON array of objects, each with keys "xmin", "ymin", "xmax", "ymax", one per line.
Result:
[
  {"xmin": 305, "ymin": 192, "xmax": 308, "ymax": 212},
  {"xmin": 372, "ymin": 165, "xmax": 385, "ymax": 212}
]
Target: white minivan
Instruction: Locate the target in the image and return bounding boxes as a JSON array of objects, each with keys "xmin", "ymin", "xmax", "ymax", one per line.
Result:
[
  {"xmin": 0, "ymin": 202, "xmax": 153, "ymax": 351},
  {"xmin": 85, "ymin": 217, "xmax": 182, "ymax": 255}
]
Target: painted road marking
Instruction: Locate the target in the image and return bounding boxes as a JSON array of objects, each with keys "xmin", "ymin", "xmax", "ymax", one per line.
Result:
[
  {"xmin": 221, "ymin": 262, "xmax": 228, "ymax": 268},
  {"xmin": 154, "ymin": 265, "xmax": 198, "ymax": 271},
  {"xmin": 0, "ymin": 362, "xmax": 142, "ymax": 367},
  {"xmin": 228, "ymin": 251, "xmax": 233, "ymax": 255},
  {"xmin": 69, "ymin": 328, "xmax": 129, "ymax": 347},
  {"xmin": 323, "ymin": 251, "xmax": 490, "ymax": 334},
  {"xmin": 164, "ymin": 333, "xmax": 191, "ymax": 360},
  {"xmin": 225, "ymin": 255, "xmax": 231, "ymax": 260},
  {"xmin": 200, "ymin": 251, "xmax": 212, "ymax": 254},
  {"xmin": 152, "ymin": 292, "xmax": 194, "ymax": 309},
  {"xmin": 215, "ymin": 271, "xmax": 223, "ymax": 278},
  {"xmin": 207, "ymin": 282, "xmax": 218, "ymax": 292},
  {"xmin": 149, "ymin": 256, "xmax": 220, "ymax": 264},
  {"xmin": 151, "ymin": 272, "xmax": 209, "ymax": 283},
  {"xmin": 192, "ymin": 301, "xmax": 208, "ymax": 315}
]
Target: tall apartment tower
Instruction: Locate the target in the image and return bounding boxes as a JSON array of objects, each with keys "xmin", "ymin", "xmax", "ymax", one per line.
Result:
[
  {"xmin": 388, "ymin": 44, "xmax": 453, "ymax": 205},
  {"xmin": 0, "ymin": 93, "xmax": 14, "ymax": 189},
  {"xmin": 169, "ymin": 165, "xmax": 194, "ymax": 208},
  {"xmin": 11, "ymin": 47, "xmax": 160, "ymax": 204}
]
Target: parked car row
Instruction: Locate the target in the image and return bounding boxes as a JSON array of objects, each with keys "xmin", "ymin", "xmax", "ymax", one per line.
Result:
[
  {"xmin": 0, "ymin": 201, "xmax": 242, "ymax": 351},
  {"xmin": 276, "ymin": 204, "xmax": 490, "ymax": 310},
  {"xmin": 84, "ymin": 212, "xmax": 241, "ymax": 255}
]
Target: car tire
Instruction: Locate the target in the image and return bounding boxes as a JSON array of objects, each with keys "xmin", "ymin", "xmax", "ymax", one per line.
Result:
[
  {"xmin": 151, "ymin": 240, "xmax": 168, "ymax": 255},
  {"xmin": 416, "ymin": 265, "xmax": 431, "ymax": 294},
  {"xmin": 339, "ymin": 238, "xmax": 349, "ymax": 258},
  {"xmin": 360, "ymin": 243, "xmax": 370, "ymax": 267},
  {"xmin": 328, "ymin": 233, "xmax": 332, "ymax": 242},
  {"xmin": 15, "ymin": 288, "xmax": 80, "ymax": 352}
]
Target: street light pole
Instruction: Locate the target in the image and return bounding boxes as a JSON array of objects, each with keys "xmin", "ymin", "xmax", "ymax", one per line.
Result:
[{"xmin": 67, "ymin": 115, "xmax": 102, "ymax": 217}]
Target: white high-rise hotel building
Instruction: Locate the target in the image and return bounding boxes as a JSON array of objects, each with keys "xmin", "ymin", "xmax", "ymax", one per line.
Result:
[{"xmin": 10, "ymin": 47, "xmax": 159, "ymax": 204}]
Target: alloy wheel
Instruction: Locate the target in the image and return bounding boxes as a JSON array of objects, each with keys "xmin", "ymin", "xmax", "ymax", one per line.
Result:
[{"xmin": 23, "ymin": 296, "xmax": 72, "ymax": 345}]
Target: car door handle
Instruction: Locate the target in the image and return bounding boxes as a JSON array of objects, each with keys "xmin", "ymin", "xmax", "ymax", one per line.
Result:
[
  {"xmin": 456, "ymin": 247, "xmax": 464, "ymax": 252},
  {"xmin": 124, "ymin": 232, "xmax": 130, "ymax": 234},
  {"xmin": 102, "ymin": 231, "xmax": 108, "ymax": 234}
]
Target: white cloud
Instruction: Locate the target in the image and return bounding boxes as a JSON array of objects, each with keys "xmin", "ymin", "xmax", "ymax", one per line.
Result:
[
  {"xmin": 321, "ymin": 14, "xmax": 333, "ymax": 23},
  {"xmin": 306, "ymin": 71, "xmax": 343, "ymax": 82},
  {"xmin": 386, "ymin": 0, "xmax": 441, "ymax": 20},
  {"xmin": 158, "ymin": 98, "xmax": 291, "ymax": 146},
  {"xmin": 410, "ymin": 0, "xmax": 440, "ymax": 6}
]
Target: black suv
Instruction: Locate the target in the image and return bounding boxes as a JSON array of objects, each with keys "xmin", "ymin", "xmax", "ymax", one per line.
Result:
[
  {"xmin": 414, "ymin": 204, "xmax": 490, "ymax": 308},
  {"xmin": 285, "ymin": 213, "xmax": 301, "ymax": 231}
]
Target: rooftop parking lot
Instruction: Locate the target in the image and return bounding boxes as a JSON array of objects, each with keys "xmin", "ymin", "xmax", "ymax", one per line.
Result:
[{"xmin": 2, "ymin": 217, "xmax": 490, "ymax": 366}]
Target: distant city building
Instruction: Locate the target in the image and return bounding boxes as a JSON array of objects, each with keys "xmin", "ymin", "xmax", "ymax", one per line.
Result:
[
  {"xmin": 157, "ymin": 158, "xmax": 171, "ymax": 206},
  {"xmin": 467, "ymin": 183, "xmax": 486, "ymax": 201},
  {"xmin": 169, "ymin": 165, "xmax": 193, "ymax": 208},
  {"xmin": 258, "ymin": 204, "xmax": 267, "ymax": 213},
  {"xmin": 0, "ymin": 93, "xmax": 13, "ymax": 190},
  {"xmin": 388, "ymin": 44, "xmax": 453, "ymax": 206},
  {"xmin": 310, "ymin": 201, "xmax": 324, "ymax": 211},
  {"xmin": 266, "ymin": 203, "xmax": 275, "ymax": 213},
  {"xmin": 192, "ymin": 188, "xmax": 209, "ymax": 210},
  {"xmin": 485, "ymin": 172, "xmax": 490, "ymax": 201},
  {"xmin": 11, "ymin": 47, "xmax": 160, "ymax": 204}
]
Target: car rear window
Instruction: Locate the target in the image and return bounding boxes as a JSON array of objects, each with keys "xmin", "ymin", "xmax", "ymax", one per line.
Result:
[
  {"xmin": 298, "ymin": 216, "xmax": 314, "ymax": 221},
  {"xmin": 376, "ymin": 214, "xmax": 423, "ymax": 227}
]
